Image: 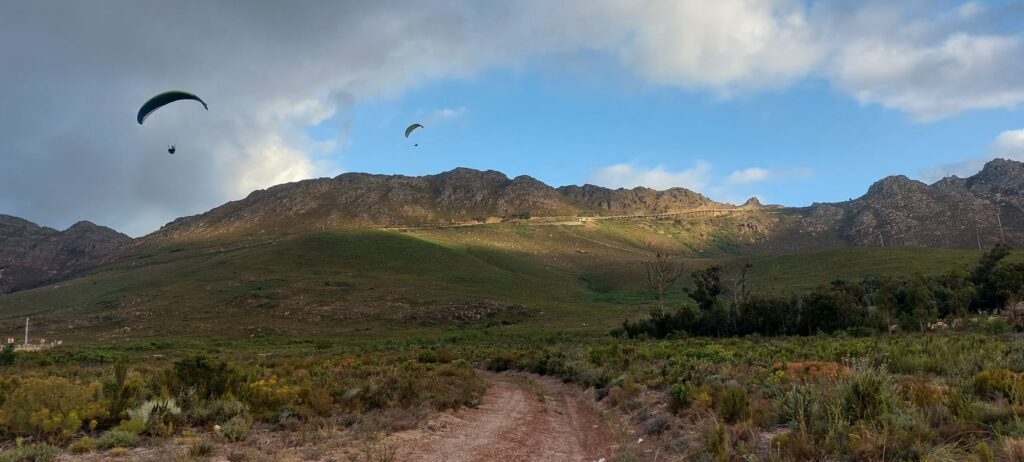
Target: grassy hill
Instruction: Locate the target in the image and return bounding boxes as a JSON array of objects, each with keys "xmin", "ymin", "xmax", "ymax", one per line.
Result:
[{"xmin": 2, "ymin": 217, "xmax": 1015, "ymax": 346}]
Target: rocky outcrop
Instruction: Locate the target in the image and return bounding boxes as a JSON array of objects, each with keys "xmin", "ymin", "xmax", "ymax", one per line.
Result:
[
  {"xmin": 555, "ymin": 184, "xmax": 720, "ymax": 215},
  {"xmin": 147, "ymin": 160, "xmax": 1023, "ymax": 250},
  {"xmin": 0, "ymin": 216, "xmax": 131, "ymax": 293},
  {"xmin": 149, "ymin": 168, "xmax": 722, "ymax": 239},
  {"xmin": 796, "ymin": 159, "xmax": 1023, "ymax": 248}
]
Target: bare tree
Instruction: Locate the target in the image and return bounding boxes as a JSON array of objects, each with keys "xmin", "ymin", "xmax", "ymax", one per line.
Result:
[
  {"xmin": 726, "ymin": 263, "xmax": 754, "ymax": 307},
  {"xmin": 645, "ymin": 252, "xmax": 683, "ymax": 310}
]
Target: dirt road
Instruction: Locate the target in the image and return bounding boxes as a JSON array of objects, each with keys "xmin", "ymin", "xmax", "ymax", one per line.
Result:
[{"xmin": 392, "ymin": 372, "xmax": 619, "ymax": 462}]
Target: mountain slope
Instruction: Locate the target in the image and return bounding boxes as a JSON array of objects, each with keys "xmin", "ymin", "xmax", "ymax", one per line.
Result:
[
  {"xmin": 795, "ymin": 159, "xmax": 1024, "ymax": 248},
  {"xmin": 0, "ymin": 215, "xmax": 131, "ymax": 293},
  {"xmin": 148, "ymin": 168, "xmax": 726, "ymax": 241}
]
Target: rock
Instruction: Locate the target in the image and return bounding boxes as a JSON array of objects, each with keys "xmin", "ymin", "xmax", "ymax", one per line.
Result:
[{"xmin": 0, "ymin": 215, "xmax": 130, "ymax": 293}]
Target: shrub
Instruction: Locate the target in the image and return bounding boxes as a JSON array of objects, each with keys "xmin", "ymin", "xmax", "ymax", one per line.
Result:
[
  {"xmin": 126, "ymin": 398, "xmax": 182, "ymax": 436},
  {"xmin": 173, "ymin": 354, "xmax": 240, "ymax": 399},
  {"xmin": 97, "ymin": 428, "xmax": 139, "ymax": 449},
  {"xmin": 841, "ymin": 368, "xmax": 893, "ymax": 422},
  {"xmin": 103, "ymin": 362, "xmax": 142, "ymax": 422},
  {"xmin": 716, "ymin": 388, "xmax": 750, "ymax": 423},
  {"xmin": 973, "ymin": 441, "xmax": 994, "ymax": 462},
  {"xmin": 771, "ymin": 431, "xmax": 817, "ymax": 460},
  {"xmin": 0, "ymin": 377, "xmax": 106, "ymax": 441},
  {"xmin": 668, "ymin": 382, "xmax": 694, "ymax": 413},
  {"xmin": 245, "ymin": 376, "xmax": 301, "ymax": 420},
  {"xmin": 975, "ymin": 369, "xmax": 1022, "ymax": 401},
  {"xmin": 188, "ymin": 439, "xmax": 214, "ymax": 457},
  {"xmin": 0, "ymin": 442, "xmax": 61, "ymax": 462},
  {"xmin": 69, "ymin": 437, "xmax": 96, "ymax": 454},
  {"xmin": 643, "ymin": 414, "xmax": 673, "ymax": 435},
  {"xmin": 186, "ymin": 397, "xmax": 247, "ymax": 425},
  {"xmin": 0, "ymin": 344, "xmax": 15, "ymax": 367},
  {"xmin": 218, "ymin": 416, "xmax": 251, "ymax": 442}
]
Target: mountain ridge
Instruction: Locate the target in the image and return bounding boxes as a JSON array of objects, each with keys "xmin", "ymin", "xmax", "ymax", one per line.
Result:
[
  {"xmin": 2, "ymin": 159, "xmax": 1022, "ymax": 294},
  {"xmin": 0, "ymin": 215, "xmax": 131, "ymax": 293}
]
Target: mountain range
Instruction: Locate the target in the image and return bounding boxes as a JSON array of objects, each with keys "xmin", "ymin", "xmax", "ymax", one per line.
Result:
[{"xmin": 1, "ymin": 158, "xmax": 1021, "ymax": 295}]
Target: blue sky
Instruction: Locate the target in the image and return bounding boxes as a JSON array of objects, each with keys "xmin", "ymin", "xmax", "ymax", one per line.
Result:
[
  {"xmin": 315, "ymin": 59, "xmax": 1020, "ymax": 206},
  {"xmin": 3, "ymin": 1, "xmax": 1024, "ymax": 235}
]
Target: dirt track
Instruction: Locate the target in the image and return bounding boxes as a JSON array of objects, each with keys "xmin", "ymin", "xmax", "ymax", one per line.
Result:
[{"xmin": 392, "ymin": 372, "xmax": 618, "ymax": 462}]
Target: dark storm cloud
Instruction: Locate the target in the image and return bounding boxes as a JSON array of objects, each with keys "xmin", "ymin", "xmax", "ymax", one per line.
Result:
[{"xmin": 0, "ymin": 1, "xmax": 546, "ymax": 236}]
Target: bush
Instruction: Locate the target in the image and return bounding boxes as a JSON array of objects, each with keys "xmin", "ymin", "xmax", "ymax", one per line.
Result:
[
  {"xmin": 643, "ymin": 414, "xmax": 673, "ymax": 435},
  {"xmin": 69, "ymin": 437, "xmax": 96, "ymax": 454},
  {"xmin": 218, "ymin": 416, "xmax": 251, "ymax": 442},
  {"xmin": 841, "ymin": 368, "xmax": 893, "ymax": 422},
  {"xmin": 716, "ymin": 388, "xmax": 750, "ymax": 423},
  {"xmin": 245, "ymin": 376, "xmax": 301, "ymax": 420},
  {"xmin": 0, "ymin": 442, "xmax": 61, "ymax": 462},
  {"xmin": 973, "ymin": 441, "xmax": 994, "ymax": 462},
  {"xmin": 97, "ymin": 428, "xmax": 140, "ymax": 449},
  {"xmin": 173, "ymin": 354, "xmax": 240, "ymax": 399},
  {"xmin": 668, "ymin": 382, "xmax": 694, "ymax": 413},
  {"xmin": 187, "ymin": 397, "xmax": 247, "ymax": 425},
  {"xmin": 975, "ymin": 369, "xmax": 1023, "ymax": 402},
  {"xmin": 0, "ymin": 344, "xmax": 15, "ymax": 367},
  {"xmin": 0, "ymin": 377, "xmax": 106, "ymax": 441},
  {"xmin": 188, "ymin": 439, "xmax": 214, "ymax": 457},
  {"xmin": 126, "ymin": 398, "xmax": 182, "ymax": 436}
]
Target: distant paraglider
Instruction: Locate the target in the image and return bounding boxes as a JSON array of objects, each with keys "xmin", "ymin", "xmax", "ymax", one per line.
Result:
[
  {"xmin": 405, "ymin": 123, "xmax": 423, "ymax": 146},
  {"xmin": 138, "ymin": 90, "xmax": 208, "ymax": 154},
  {"xmin": 137, "ymin": 90, "xmax": 208, "ymax": 125}
]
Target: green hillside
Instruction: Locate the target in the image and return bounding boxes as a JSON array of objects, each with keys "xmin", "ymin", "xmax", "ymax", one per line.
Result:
[{"xmin": 0, "ymin": 221, "xmax": 1016, "ymax": 345}]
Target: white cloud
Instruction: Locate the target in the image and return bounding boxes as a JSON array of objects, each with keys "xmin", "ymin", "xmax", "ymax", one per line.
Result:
[
  {"xmin": 726, "ymin": 167, "xmax": 771, "ymax": 184},
  {"xmin": 432, "ymin": 107, "xmax": 466, "ymax": 120},
  {"xmin": 591, "ymin": 162, "xmax": 712, "ymax": 191},
  {"xmin": 3, "ymin": 1, "xmax": 1024, "ymax": 235},
  {"xmin": 831, "ymin": 33, "xmax": 1024, "ymax": 120},
  {"xmin": 994, "ymin": 129, "xmax": 1024, "ymax": 155},
  {"xmin": 919, "ymin": 128, "xmax": 1024, "ymax": 180},
  {"xmin": 606, "ymin": 0, "xmax": 824, "ymax": 91}
]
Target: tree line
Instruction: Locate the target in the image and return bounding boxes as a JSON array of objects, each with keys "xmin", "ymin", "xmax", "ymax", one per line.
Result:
[{"xmin": 614, "ymin": 244, "xmax": 1024, "ymax": 339}]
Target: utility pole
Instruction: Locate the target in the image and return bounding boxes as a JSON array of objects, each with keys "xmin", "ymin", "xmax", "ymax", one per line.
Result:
[
  {"xmin": 24, "ymin": 317, "xmax": 28, "ymax": 347},
  {"xmin": 879, "ymin": 232, "xmax": 885, "ymax": 247},
  {"xmin": 976, "ymin": 225, "xmax": 983, "ymax": 251}
]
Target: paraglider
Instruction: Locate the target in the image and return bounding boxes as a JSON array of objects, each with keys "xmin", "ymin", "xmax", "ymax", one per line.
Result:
[
  {"xmin": 405, "ymin": 123, "xmax": 423, "ymax": 146},
  {"xmin": 137, "ymin": 90, "xmax": 208, "ymax": 125},
  {"xmin": 138, "ymin": 90, "xmax": 207, "ymax": 155}
]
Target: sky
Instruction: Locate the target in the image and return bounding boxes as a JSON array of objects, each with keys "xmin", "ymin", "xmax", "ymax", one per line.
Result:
[{"xmin": 2, "ymin": 1, "xmax": 1024, "ymax": 237}]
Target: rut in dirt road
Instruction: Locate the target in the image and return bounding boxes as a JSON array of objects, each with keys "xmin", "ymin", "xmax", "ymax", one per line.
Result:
[{"xmin": 393, "ymin": 373, "xmax": 619, "ymax": 462}]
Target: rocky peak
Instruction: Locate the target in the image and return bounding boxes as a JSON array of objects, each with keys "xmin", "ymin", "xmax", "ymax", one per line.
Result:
[
  {"xmin": 863, "ymin": 175, "xmax": 928, "ymax": 199},
  {"xmin": 0, "ymin": 215, "xmax": 130, "ymax": 293},
  {"xmin": 740, "ymin": 197, "xmax": 763, "ymax": 208}
]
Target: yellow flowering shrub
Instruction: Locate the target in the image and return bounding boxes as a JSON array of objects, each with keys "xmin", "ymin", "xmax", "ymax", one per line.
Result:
[
  {"xmin": 0, "ymin": 377, "xmax": 107, "ymax": 441},
  {"xmin": 246, "ymin": 375, "xmax": 301, "ymax": 418}
]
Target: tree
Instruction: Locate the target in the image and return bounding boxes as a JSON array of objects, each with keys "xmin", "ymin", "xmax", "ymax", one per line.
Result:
[
  {"xmin": 940, "ymin": 265, "xmax": 974, "ymax": 320},
  {"xmin": 973, "ymin": 244, "xmax": 1012, "ymax": 311},
  {"xmin": 644, "ymin": 253, "xmax": 683, "ymax": 311},
  {"xmin": 993, "ymin": 262, "xmax": 1024, "ymax": 309},
  {"xmin": 903, "ymin": 274, "xmax": 939, "ymax": 331},
  {"xmin": 872, "ymin": 276, "xmax": 903, "ymax": 330},
  {"xmin": 686, "ymin": 266, "xmax": 728, "ymax": 335}
]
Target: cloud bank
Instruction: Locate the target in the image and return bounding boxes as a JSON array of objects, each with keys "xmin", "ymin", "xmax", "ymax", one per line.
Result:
[{"xmin": 1, "ymin": 1, "xmax": 1021, "ymax": 235}]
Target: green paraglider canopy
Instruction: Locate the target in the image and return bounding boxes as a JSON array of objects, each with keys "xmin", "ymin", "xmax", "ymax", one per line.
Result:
[
  {"xmin": 137, "ymin": 90, "xmax": 208, "ymax": 125},
  {"xmin": 404, "ymin": 123, "xmax": 423, "ymax": 138}
]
